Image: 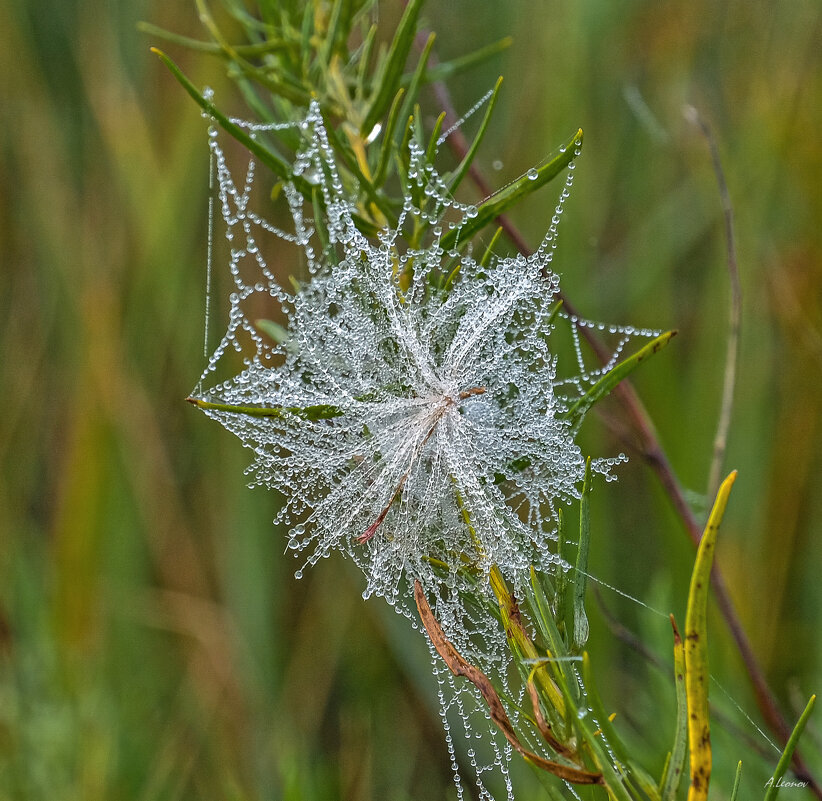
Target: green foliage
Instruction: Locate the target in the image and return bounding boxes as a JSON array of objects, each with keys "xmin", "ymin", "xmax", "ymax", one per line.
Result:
[{"xmin": 1, "ymin": 0, "xmax": 821, "ymax": 799}]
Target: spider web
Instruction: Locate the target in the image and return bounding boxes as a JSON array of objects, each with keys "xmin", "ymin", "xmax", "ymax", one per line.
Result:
[{"xmin": 193, "ymin": 100, "xmax": 665, "ymax": 800}]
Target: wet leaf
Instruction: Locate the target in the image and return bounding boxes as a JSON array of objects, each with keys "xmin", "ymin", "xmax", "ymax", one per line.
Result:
[{"xmin": 685, "ymin": 470, "xmax": 737, "ymax": 801}]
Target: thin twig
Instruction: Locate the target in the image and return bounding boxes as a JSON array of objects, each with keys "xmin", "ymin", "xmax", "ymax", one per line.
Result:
[
  {"xmin": 684, "ymin": 105, "xmax": 742, "ymax": 502},
  {"xmin": 426, "ymin": 65, "xmax": 822, "ymax": 799}
]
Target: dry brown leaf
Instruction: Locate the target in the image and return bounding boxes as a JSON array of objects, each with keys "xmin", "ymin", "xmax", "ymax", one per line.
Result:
[{"xmin": 414, "ymin": 580, "xmax": 604, "ymax": 786}]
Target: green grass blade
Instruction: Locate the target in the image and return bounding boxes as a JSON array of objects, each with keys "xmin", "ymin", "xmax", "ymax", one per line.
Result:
[
  {"xmin": 373, "ymin": 88, "xmax": 405, "ymax": 188},
  {"xmin": 152, "ymin": 49, "xmax": 294, "ymax": 184},
  {"xmin": 362, "ymin": 0, "xmax": 425, "ymax": 134},
  {"xmin": 422, "ymin": 36, "xmax": 513, "ymax": 85},
  {"xmin": 187, "ymin": 397, "xmax": 343, "ymax": 420},
  {"xmin": 479, "ymin": 227, "xmax": 504, "ymax": 269},
  {"xmin": 661, "ymin": 616, "xmax": 688, "ymax": 801},
  {"xmin": 527, "ymin": 566, "xmax": 576, "ymax": 705},
  {"xmin": 440, "ymin": 128, "xmax": 582, "ymax": 252},
  {"xmin": 320, "ymin": 0, "xmax": 349, "ymax": 67},
  {"xmin": 448, "ymin": 76, "xmax": 503, "ymax": 193},
  {"xmin": 564, "ymin": 665, "xmax": 634, "ymax": 801},
  {"xmin": 426, "ymin": 111, "xmax": 447, "ymax": 162},
  {"xmin": 355, "ymin": 24, "xmax": 378, "ymax": 101},
  {"xmin": 398, "ymin": 32, "xmax": 436, "ymax": 137},
  {"xmin": 554, "ymin": 507, "xmax": 569, "ymax": 642},
  {"xmin": 571, "ymin": 458, "xmax": 592, "ymax": 651},
  {"xmin": 730, "ymin": 762, "xmax": 743, "ymax": 801},
  {"xmin": 685, "ymin": 470, "xmax": 737, "ymax": 801},
  {"xmin": 763, "ymin": 695, "xmax": 816, "ymax": 801},
  {"xmin": 138, "ymin": 22, "xmax": 291, "ymax": 56},
  {"xmin": 562, "ymin": 330, "xmax": 676, "ymax": 429}
]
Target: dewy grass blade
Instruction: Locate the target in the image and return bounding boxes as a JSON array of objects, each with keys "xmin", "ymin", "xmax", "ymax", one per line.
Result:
[
  {"xmin": 152, "ymin": 49, "xmax": 293, "ymax": 184},
  {"xmin": 661, "ymin": 616, "xmax": 688, "ymax": 801},
  {"xmin": 373, "ymin": 88, "xmax": 405, "ymax": 188},
  {"xmin": 426, "ymin": 111, "xmax": 447, "ymax": 162},
  {"xmin": 186, "ymin": 397, "xmax": 343, "ymax": 420},
  {"xmin": 554, "ymin": 507, "xmax": 569, "ymax": 641},
  {"xmin": 685, "ymin": 470, "xmax": 737, "ymax": 801},
  {"xmin": 571, "ymin": 458, "xmax": 592, "ymax": 651},
  {"xmin": 320, "ymin": 0, "xmax": 348, "ymax": 68},
  {"xmin": 440, "ymin": 127, "xmax": 582, "ymax": 252},
  {"xmin": 479, "ymin": 226, "xmax": 504, "ymax": 269},
  {"xmin": 764, "ymin": 695, "xmax": 816, "ymax": 801},
  {"xmin": 527, "ymin": 566, "xmax": 577, "ymax": 707},
  {"xmin": 562, "ymin": 330, "xmax": 676, "ymax": 429}
]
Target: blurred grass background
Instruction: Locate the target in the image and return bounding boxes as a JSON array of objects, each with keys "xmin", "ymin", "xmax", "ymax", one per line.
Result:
[{"xmin": 1, "ymin": 0, "xmax": 820, "ymax": 798}]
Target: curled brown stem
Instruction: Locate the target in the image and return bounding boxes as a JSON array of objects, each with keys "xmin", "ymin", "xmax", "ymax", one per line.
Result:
[{"xmin": 414, "ymin": 580, "xmax": 604, "ymax": 786}]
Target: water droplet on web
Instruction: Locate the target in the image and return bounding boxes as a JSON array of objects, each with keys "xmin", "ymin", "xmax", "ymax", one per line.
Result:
[
  {"xmin": 492, "ymin": 159, "xmax": 503, "ymax": 171},
  {"xmin": 527, "ymin": 168, "xmax": 539, "ymax": 180}
]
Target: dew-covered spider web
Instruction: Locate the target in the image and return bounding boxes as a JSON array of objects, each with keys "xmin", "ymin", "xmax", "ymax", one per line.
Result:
[{"xmin": 189, "ymin": 99, "xmax": 705, "ymax": 799}]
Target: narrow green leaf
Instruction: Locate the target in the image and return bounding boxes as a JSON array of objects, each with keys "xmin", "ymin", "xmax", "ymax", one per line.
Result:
[
  {"xmin": 420, "ymin": 36, "xmax": 513, "ymax": 85},
  {"xmin": 661, "ymin": 616, "xmax": 688, "ymax": 801},
  {"xmin": 562, "ymin": 330, "xmax": 676, "ymax": 429},
  {"xmin": 138, "ymin": 21, "xmax": 291, "ymax": 56},
  {"xmin": 397, "ymin": 32, "xmax": 436, "ymax": 137},
  {"xmin": 730, "ymin": 762, "xmax": 743, "ymax": 801},
  {"xmin": 479, "ymin": 227, "xmax": 504, "ymax": 269},
  {"xmin": 527, "ymin": 566, "xmax": 577, "ymax": 706},
  {"xmin": 554, "ymin": 508, "xmax": 569, "ymax": 641},
  {"xmin": 399, "ymin": 113, "xmax": 415, "ymax": 164},
  {"xmin": 152, "ymin": 49, "xmax": 295, "ymax": 184},
  {"xmin": 564, "ymin": 668, "xmax": 634, "ymax": 801},
  {"xmin": 299, "ymin": 1, "xmax": 313, "ymax": 73},
  {"xmin": 187, "ymin": 397, "xmax": 344, "ymax": 420},
  {"xmin": 763, "ymin": 695, "xmax": 816, "ymax": 801},
  {"xmin": 448, "ymin": 76, "xmax": 503, "ymax": 193},
  {"xmin": 362, "ymin": 0, "xmax": 425, "ymax": 134},
  {"xmin": 356, "ymin": 24, "xmax": 378, "ymax": 102},
  {"xmin": 373, "ymin": 88, "xmax": 405, "ymax": 188},
  {"xmin": 440, "ymin": 128, "xmax": 582, "ymax": 252},
  {"xmin": 571, "ymin": 458, "xmax": 592, "ymax": 651},
  {"xmin": 320, "ymin": 0, "xmax": 349, "ymax": 67},
  {"xmin": 426, "ymin": 111, "xmax": 447, "ymax": 162},
  {"xmin": 685, "ymin": 470, "xmax": 737, "ymax": 801}
]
